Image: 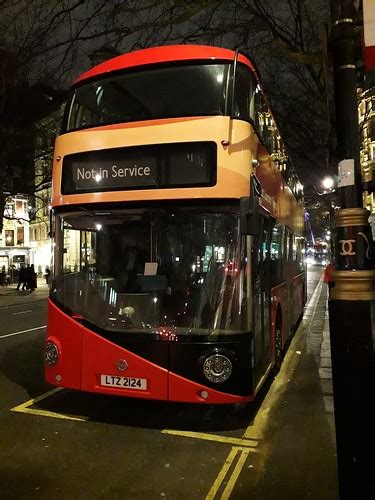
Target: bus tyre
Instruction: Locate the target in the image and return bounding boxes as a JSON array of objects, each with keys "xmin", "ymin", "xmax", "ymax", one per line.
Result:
[{"xmin": 273, "ymin": 315, "xmax": 283, "ymax": 374}]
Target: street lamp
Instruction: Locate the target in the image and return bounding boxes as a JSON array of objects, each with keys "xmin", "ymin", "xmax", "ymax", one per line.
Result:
[
  {"xmin": 322, "ymin": 176, "xmax": 335, "ymax": 191},
  {"xmin": 309, "ymin": 176, "xmax": 337, "ymax": 196}
]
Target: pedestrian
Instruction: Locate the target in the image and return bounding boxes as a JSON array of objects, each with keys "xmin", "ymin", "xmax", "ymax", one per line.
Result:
[
  {"xmin": 44, "ymin": 266, "xmax": 50, "ymax": 285},
  {"xmin": 27, "ymin": 264, "xmax": 37, "ymax": 291},
  {"xmin": 22, "ymin": 264, "xmax": 30, "ymax": 290},
  {"xmin": 324, "ymin": 261, "xmax": 335, "ymax": 296},
  {"xmin": 16, "ymin": 265, "xmax": 26, "ymax": 290}
]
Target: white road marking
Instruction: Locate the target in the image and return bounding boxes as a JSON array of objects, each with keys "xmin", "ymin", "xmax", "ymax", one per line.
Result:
[
  {"xmin": 12, "ymin": 310, "xmax": 32, "ymax": 315},
  {"xmin": 0, "ymin": 325, "xmax": 46, "ymax": 339}
]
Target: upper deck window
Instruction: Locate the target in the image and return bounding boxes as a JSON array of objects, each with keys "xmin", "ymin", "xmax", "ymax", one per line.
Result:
[{"xmin": 65, "ymin": 63, "xmax": 230, "ymax": 132}]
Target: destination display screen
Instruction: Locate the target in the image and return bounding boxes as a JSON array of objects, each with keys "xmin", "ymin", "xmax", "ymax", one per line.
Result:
[{"xmin": 61, "ymin": 142, "xmax": 216, "ymax": 194}]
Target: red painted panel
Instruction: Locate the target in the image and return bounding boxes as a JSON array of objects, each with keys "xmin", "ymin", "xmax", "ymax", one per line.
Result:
[
  {"xmin": 364, "ymin": 45, "xmax": 375, "ymax": 70},
  {"xmin": 74, "ymin": 45, "xmax": 254, "ymax": 85},
  {"xmin": 47, "ymin": 302, "xmax": 256, "ymax": 403},
  {"xmin": 45, "ymin": 300, "xmax": 82, "ymax": 389},
  {"xmin": 168, "ymin": 371, "xmax": 252, "ymax": 404},
  {"xmin": 80, "ymin": 328, "xmax": 168, "ymax": 400},
  {"xmin": 293, "ymin": 275, "xmax": 305, "ymax": 324}
]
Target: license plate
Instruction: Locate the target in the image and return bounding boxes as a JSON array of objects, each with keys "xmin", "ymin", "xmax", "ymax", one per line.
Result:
[{"xmin": 100, "ymin": 375, "xmax": 147, "ymax": 390}]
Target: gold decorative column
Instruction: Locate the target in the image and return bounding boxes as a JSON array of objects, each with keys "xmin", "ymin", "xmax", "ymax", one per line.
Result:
[{"xmin": 332, "ymin": 207, "xmax": 375, "ymax": 300}]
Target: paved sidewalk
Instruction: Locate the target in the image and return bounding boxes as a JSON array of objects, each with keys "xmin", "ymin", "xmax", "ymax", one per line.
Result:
[
  {"xmin": 254, "ymin": 276, "xmax": 338, "ymax": 499},
  {"xmin": 0, "ymin": 279, "xmax": 49, "ymax": 307},
  {"xmin": 305, "ymin": 279, "xmax": 335, "ymax": 417}
]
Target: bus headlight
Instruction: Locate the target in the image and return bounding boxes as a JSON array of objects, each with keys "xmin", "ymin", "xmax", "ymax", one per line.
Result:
[
  {"xmin": 203, "ymin": 354, "xmax": 232, "ymax": 383},
  {"xmin": 44, "ymin": 341, "xmax": 59, "ymax": 366}
]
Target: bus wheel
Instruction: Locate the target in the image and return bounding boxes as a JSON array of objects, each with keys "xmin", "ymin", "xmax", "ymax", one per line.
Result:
[{"xmin": 273, "ymin": 314, "xmax": 283, "ymax": 374}]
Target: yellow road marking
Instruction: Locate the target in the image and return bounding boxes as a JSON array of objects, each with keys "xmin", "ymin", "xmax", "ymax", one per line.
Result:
[
  {"xmin": 11, "ymin": 387, "xmax": 86, "ymax": 422},
  {"xmin": 206, "ymin": 447, "xmax": 251, "ymax": 500},
  {"xmin": 221, "ymin": 448, "xmax": 251, "ymax": 499},
  {"xmin": 161, "ymin": 429, "xmax": 258, "ymax": 448},
  {"xmin": 206, "ymin": 448, "xmax": 238, "ymax": 499}
]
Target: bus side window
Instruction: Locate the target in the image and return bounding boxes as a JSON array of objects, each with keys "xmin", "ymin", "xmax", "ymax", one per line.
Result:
[
  {"xmin": 252, "ymin": 85, "xmax": 282, "ymax": 157},
  {"xmin": 295, "ymin": 236, "xmax": 305, "ymax": 273},
  {"xmin": 270, "ymin": 224, "xmax": 283, "ymax": 286},
  {"xmin": 292, "ymin": 234, "xmax": 297, "ymax": 261},
  {"xmin": 234, "ymin": 65, "xmax": 255, "ymax": 120},
  {"xmin": 284, "ymin": 229, "xmax": 294, "ymax": 279},
  {"xmin": 253, "ymin": 88, "xmax": 273, "ymax": 152},
  {"xmin": 289, "ymin": 233, "xmax": 295, "ymax": 262}
]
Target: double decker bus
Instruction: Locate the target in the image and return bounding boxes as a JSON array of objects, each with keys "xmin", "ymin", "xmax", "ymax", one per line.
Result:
[
  {"xmin": 45, "ymin": 45, "xmax": 305, "ymax": 404},
  {"xmin": 313, "ymin": 240, "xmax": 329, "ymax": 266}
]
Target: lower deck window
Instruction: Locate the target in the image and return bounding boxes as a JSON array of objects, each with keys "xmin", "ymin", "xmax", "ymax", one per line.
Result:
[{"xmin": 52, "ymin": 206, "xmax": 248, "ymax": 336}]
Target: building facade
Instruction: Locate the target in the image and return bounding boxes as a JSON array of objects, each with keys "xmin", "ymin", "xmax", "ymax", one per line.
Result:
[
  {"xmin": 29, "ymin": 110, "xmax": 62, "ymax": 277},
  {"xmin": 0, "ymin": 195, "xmax": 30, "ymax": 281},
  {"xmin": 29, "ymin": 152, "xmax": 52, "ymax": 277},
  {"xmin": 359, "ymin": 85, "xmax": 375, "ymax": 237}
]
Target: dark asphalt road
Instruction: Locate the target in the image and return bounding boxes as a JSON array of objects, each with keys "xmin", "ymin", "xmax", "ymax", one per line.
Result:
[{"xmin": 0, "ymin": 267, "xmax": 337, "ymax": 499}]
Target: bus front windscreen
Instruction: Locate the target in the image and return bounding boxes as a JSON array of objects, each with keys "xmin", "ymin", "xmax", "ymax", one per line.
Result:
[
  {"xmin": 65, "ymin": 63, "xmax": 229, "ymax": 131},
  {"xmin": 52, "ymin": 207, "xmax": 248, "ymax": 337}
]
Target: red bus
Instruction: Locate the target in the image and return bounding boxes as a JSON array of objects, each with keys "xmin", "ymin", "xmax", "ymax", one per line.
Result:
[
  {"xmin": 313, "ymin": 240, "xmax": 329, "ymax": 266},
  {"xmin": 45, "ymin": 45, "xmax": 305, "ymax": 404}
]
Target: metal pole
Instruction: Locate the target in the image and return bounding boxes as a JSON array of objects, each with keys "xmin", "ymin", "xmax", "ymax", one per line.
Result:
[{"xmin": 329, "ymin": 1, "xmax": 375, "ymax": 498}]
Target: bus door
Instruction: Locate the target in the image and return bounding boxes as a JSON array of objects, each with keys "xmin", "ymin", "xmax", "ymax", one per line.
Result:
[{"xmin": 252, "ymin": 214, "xmax": 272, "ymax": 381}]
